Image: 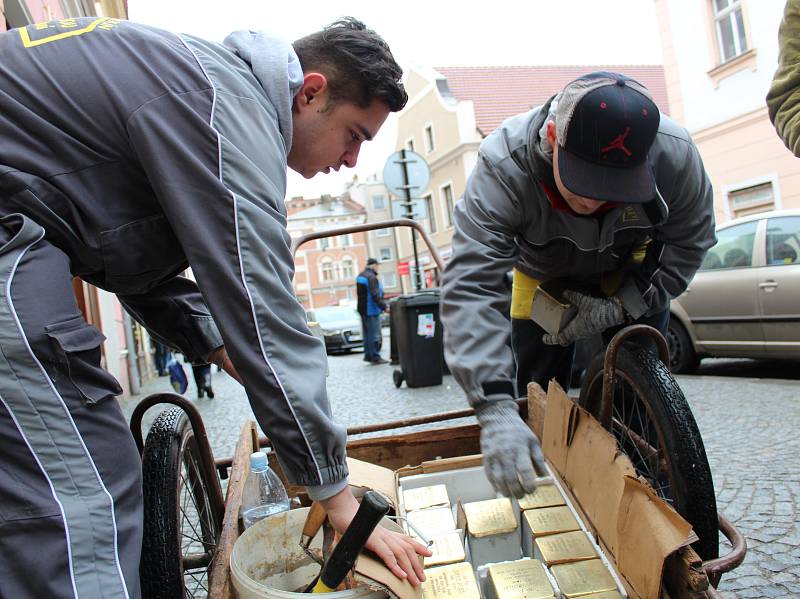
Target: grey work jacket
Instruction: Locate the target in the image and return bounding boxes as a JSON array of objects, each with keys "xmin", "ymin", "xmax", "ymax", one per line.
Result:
[
  {"xmin": 441, "ymin": 100, "xmax": 716, "ymax": 408},
  {"xmin": 0, "ymin": 18, "xmax": 345, "ymax": 494}
]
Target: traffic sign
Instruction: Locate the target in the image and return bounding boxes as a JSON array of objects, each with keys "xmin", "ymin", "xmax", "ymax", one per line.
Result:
[{"xmin": 382, "ymin": 150, "xmax": 430, "ymax": 198}]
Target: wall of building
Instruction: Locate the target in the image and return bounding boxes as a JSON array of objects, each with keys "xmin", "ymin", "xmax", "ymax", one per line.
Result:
[
  {"xmin": 656, "ymin": 0, "xmax": 800, "ymax": 222},
  {"xmin": 659, "ymin": 0, "xmax": 785, "ymax": 133}
]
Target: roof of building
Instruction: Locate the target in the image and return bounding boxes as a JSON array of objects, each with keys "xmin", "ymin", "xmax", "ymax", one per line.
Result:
[
  {"xmin": 288, "ymin": 197, "xmax": 365, "ymax": 220},
  {"xmin": 434, "ymin": 65, "xmax": 669, "ymax": 137}
]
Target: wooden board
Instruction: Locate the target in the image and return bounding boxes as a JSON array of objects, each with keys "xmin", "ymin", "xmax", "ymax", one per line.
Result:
[{"xmin": 208, "ymin": 420, "xmax": 256, "ymax": 599}]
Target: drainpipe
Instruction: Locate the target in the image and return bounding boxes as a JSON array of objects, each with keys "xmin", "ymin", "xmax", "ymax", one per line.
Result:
[{"xmin": 123, "ymin": 312, "xmax": 140, "ymax": 395}]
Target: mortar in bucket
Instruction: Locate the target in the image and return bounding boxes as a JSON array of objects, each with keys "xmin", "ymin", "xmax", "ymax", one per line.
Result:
[{"xmin": 230, "ymin": 507, "xmax": 389, "ymax": 599}]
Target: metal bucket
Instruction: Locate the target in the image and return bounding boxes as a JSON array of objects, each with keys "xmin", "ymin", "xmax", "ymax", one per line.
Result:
[{"xmin": 230, "ymin": 507, "xmax": 388, "ymax": 599}]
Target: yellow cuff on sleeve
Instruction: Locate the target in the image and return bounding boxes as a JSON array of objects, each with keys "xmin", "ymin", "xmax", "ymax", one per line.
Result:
[{"xmin": 510, "ymin": 269, "xmax": 540, "ymax": 320}]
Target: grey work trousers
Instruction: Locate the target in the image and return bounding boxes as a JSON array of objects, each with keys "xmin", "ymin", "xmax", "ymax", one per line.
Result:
[{"xmin": 0, "ymin": 214, "xmax": 142, "ymax": 599}]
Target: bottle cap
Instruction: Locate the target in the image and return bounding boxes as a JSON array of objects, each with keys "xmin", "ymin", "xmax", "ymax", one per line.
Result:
[{"xmin": 250, "ymin": 451, "xmax": 268, "ymax": 471}]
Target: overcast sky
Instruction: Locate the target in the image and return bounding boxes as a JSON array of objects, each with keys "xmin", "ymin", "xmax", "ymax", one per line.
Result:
[{"xmin": 128, "ymin": 0, "xmax": 664, "ymax": 199}]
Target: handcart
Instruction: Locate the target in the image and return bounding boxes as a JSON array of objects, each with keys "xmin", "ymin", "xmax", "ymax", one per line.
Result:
[{"xmin": 131, "ymin": 220, "xmax": 747, "ymax": 599}]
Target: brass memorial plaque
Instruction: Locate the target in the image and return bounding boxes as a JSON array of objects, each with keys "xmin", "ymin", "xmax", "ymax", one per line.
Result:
[
  {"xmin": 421, "ymin": 562, "xmax": 480, "ymax": 599},
  {"xmin": 487, "ymin": 559, "xmax": 555, "ymax": 599},
  {"xmin": 463, "ymin": 498, "xmax": 518, "ymax": 538},
  {"xmin": 403, "ymin": 484, "xmax": 450, "ymax": 512},
  {"xmin": 550, "ymin": 559, "xmax": 618, "ymax": 598},
  {"xmin": 535, "ymin": 531, "xmax": 598, "ymax": 565}
]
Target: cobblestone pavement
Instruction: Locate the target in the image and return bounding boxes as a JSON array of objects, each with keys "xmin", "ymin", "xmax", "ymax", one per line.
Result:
[{"xmin": 121, "ymin": 348, "xmax": 800, "ymax": 598}]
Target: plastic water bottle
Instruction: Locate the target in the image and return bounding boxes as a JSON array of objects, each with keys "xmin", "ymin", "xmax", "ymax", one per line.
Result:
[{"xmin": 240, "ymin": 450, "xmax": 290, "ymax": 529}]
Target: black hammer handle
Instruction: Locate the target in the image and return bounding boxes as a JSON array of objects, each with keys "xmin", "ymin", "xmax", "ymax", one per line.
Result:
[{"xmin": 309, "ymin": 490, "xmax": 390, "ymax": 593}]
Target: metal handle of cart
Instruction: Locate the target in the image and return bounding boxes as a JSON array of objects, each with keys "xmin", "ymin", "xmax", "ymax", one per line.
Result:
[{"xmin": 290, "ymin": 217, "xmax": 445, "ymax": 271}]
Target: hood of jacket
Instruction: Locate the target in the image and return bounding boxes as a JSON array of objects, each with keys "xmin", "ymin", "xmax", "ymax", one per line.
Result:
[
  {"xmin": 224, "ymin": 30, "xmax": 303, "ymax": 155},
  {"xmin": 525, "ymin": 94, "xmax": 560, "ymax": 190}
]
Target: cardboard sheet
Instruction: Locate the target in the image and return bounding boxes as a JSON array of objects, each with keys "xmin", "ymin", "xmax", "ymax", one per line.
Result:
[{"xmin": 541, "ymin": 382, "xmax": 695, "ymax": 599}]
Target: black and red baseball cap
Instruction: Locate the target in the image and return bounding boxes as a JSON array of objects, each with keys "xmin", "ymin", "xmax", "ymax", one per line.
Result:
[{"xmin": 554, "ymin": 71, "xmax": 660, "ymax": 204}]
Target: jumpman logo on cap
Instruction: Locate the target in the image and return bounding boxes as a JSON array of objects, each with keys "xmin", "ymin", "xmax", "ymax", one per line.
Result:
[{"xmin": 601, "ymin": 127, "xmax": 632, "ymax": 157}]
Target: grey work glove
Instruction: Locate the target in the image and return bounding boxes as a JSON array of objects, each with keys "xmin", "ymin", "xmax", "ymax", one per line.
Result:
[
  {"xmin": 475, "ymin": 399, "xmax": 547, "ymax": 498},
  {"xmin": 542, "ymin": 290, "xmax": 627, "ymax": 347}
]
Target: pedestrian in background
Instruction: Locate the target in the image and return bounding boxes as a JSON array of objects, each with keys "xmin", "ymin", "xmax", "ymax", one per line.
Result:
[
  {"xmin": 191, "ymin": 363, "xmax": 215, "ymax": 398},
  {"xmin": 356, "ymin": 257, "xmax": 388, "ymax": 364},
  {"xmin": 442, "ymin": 72, "xmax": 715, "ymax": 499},
  {"xmin": 151, "ymin": 338, "xmax": 171, "ymax": 376},
  {"xmin": 0, "ymin": 16, "xmax": 428, "ymax": 597}
]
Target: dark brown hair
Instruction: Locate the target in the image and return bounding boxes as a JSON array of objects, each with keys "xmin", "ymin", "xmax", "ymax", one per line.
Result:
[{"xmin": 293, "ymin": 17, "xmax": 407, "ymax": 112}]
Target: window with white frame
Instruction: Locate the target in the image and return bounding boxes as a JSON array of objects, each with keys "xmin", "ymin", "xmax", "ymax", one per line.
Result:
[
  {"xmin": 424, "ymin": 125, "xmax": 435, "ymax": 153},
  {"xmin": 383, "ymin": 272, "xmax": 398, "ymax": 288},
  {"xmin": 422, "ymin": 193, "xmax": 436, "ymax": 233},
  {"xmin": 379, "ymin": 247, "xmax": 393, "ymax": 261},
  {"xmin": 372, "ymin": 195, "xmax": 386, "ymax": 210},
  {"xmin": 713, "ymin": 0, "xmax": 747, "ymax": 63},
  {"xmin": 341, "ymin": 256, "xmax": 355, "ymax": 278},
  {"xmin": 406, "ymin": 138, "xmax": 415, "ymax": 153},
  {"xmin": 441, "ymin": 184, "xmax": 455, "ymax": 227},
  {"xmin": 320, "ymin": 259, "xmax": 334, "ymax": 282},
  {"xmin": 375, "ymin": 228, "xmax": 390, "ymax": 237},
  {"xmin": 339, "ymin": 234, "xmax": 352, "ymax": 247},
  {"xmin": 728, "ymin": 182, "xmax": 774, "ymax": 218},
  {"xmin": 319, "ymin": 237, "xmax": 330, "ymax": 250}
]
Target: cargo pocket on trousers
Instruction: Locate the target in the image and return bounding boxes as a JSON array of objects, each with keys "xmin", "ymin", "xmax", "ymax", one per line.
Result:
[{"xmin": 45, "ymin": 316, "xmax": 123, "ymax": 406}]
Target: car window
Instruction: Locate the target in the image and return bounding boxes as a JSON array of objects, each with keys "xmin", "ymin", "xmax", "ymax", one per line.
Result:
[
  {"xmin": 700, "ymin": 220, "xmax": 758, "ymax": 271},
  {"xmin": 766, "ymin": 216, "xmax": 800, "ymax": 266},
  {"xmin": 313, "ymin": 306, "xmax": 360, "ymax": 326}
]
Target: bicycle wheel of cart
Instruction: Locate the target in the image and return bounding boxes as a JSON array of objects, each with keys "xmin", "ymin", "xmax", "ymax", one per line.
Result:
[
  {"xmin": 578, "ymin": 343, "xmax": 719, "ymax": 560},
  {"xmin": 141, "ymin": 407, "xmax": 221, "ymax": 599}
]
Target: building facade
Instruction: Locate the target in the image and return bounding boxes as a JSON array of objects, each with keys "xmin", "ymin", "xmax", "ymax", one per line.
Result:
[
  {"xmin": 655, "ymin": 0, "xmax": 800, "ymax": 221},
  {"xmin": 343, "ymin": 176, "xmax": 403, "ymax": 296},
  {"xmin": 287, "ymin": 195, "xmax": 369, "ymax": 310}
]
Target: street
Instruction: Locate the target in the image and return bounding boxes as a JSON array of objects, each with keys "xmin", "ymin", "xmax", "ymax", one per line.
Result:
[{"xmin": 121, "ymin": 345, "xmax": 800, "ymax": 599}]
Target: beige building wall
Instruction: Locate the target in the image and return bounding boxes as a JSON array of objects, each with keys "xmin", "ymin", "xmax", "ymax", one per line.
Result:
[
  {"xmin": 655, "ymin": 0, "xmax": 800, "ymax": 224},
  {"xmin": 394, "ymin": 69, "xmax": 481, "ymax": 288}
]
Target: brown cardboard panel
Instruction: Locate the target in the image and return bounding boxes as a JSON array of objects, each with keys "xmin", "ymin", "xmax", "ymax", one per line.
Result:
[
  {"xmin": 616, "ymin": 476, "xmax": 695, "ymax": 599},
  {"xmin": 354, "ymin": 519, "xmax": 423, "ymax": 599},
  {"xmin": 347, "ymin": 457, "xmax": 401, "ymax": 507},
  {"xmin": 541, "ymin": 383, "xmax": 695, "ymax": 599}
]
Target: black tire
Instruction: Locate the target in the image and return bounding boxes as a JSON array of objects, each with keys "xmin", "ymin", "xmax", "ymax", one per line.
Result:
[
  {"xmin": 141, "ymin": 408, "xmax": 221, "ymax": 599},
  {"xmin": 578, "ymin": 344, "xmax": 719, "ymax": 560},
  {"xmin": 393, "ymin": 369, "xmax": 404, "ymax": 388},
  {"xmin": 666, "ymin": 318, "xmax": 700, "ymax": 374}
]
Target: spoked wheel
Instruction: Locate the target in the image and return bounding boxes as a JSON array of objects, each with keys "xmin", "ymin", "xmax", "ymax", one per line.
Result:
[
  {"xmin": 141, "ymin": 408, "xmax": 222, "ymax": 598},
  {"xmin": 578, "ymin": 343, "xmax": 719, "ymax": 560}
]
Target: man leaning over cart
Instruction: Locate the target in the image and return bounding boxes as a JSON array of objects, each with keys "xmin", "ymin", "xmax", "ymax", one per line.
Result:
[
  {"xmin": 0, "ymin": 16, "xmax": 429, "ymax": 598},
  {"xmin": 441, "ymin": 72, "xmax": 716, "ymax": 499}
]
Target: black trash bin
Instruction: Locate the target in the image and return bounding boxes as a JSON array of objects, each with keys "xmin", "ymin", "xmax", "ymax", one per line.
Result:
[{"xmin": 391, "ymin": 290, "xmax": 443, "ymax": 388}]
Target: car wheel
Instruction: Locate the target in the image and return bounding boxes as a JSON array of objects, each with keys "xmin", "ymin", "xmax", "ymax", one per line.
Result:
[{"xmin": 666, "ymin": 319, "xmax": 699, "ymax": 374}]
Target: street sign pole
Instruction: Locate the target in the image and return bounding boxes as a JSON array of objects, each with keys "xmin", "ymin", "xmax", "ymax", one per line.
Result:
[
  {"xmin": 383, "ymin": 148, "xmax": 430, "ymax": 293},
  {"xmin": 400, "ymin": 149, "xmax": 422, "ymax": 291}
]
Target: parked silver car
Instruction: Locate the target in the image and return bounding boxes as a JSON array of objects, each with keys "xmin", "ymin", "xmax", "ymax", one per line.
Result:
[
  {"xmin": 306, "ymin": 305, "xmax": 364, "ymax": 355},
  {"xmin": 667, "ymin": 209, "xmax": 800, "ymax": 372}
]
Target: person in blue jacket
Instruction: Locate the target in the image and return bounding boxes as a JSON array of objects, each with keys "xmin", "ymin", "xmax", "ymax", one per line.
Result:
[{"xmin": 356, "ymin": 258, "xmax": 388, "ymax": 364}]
